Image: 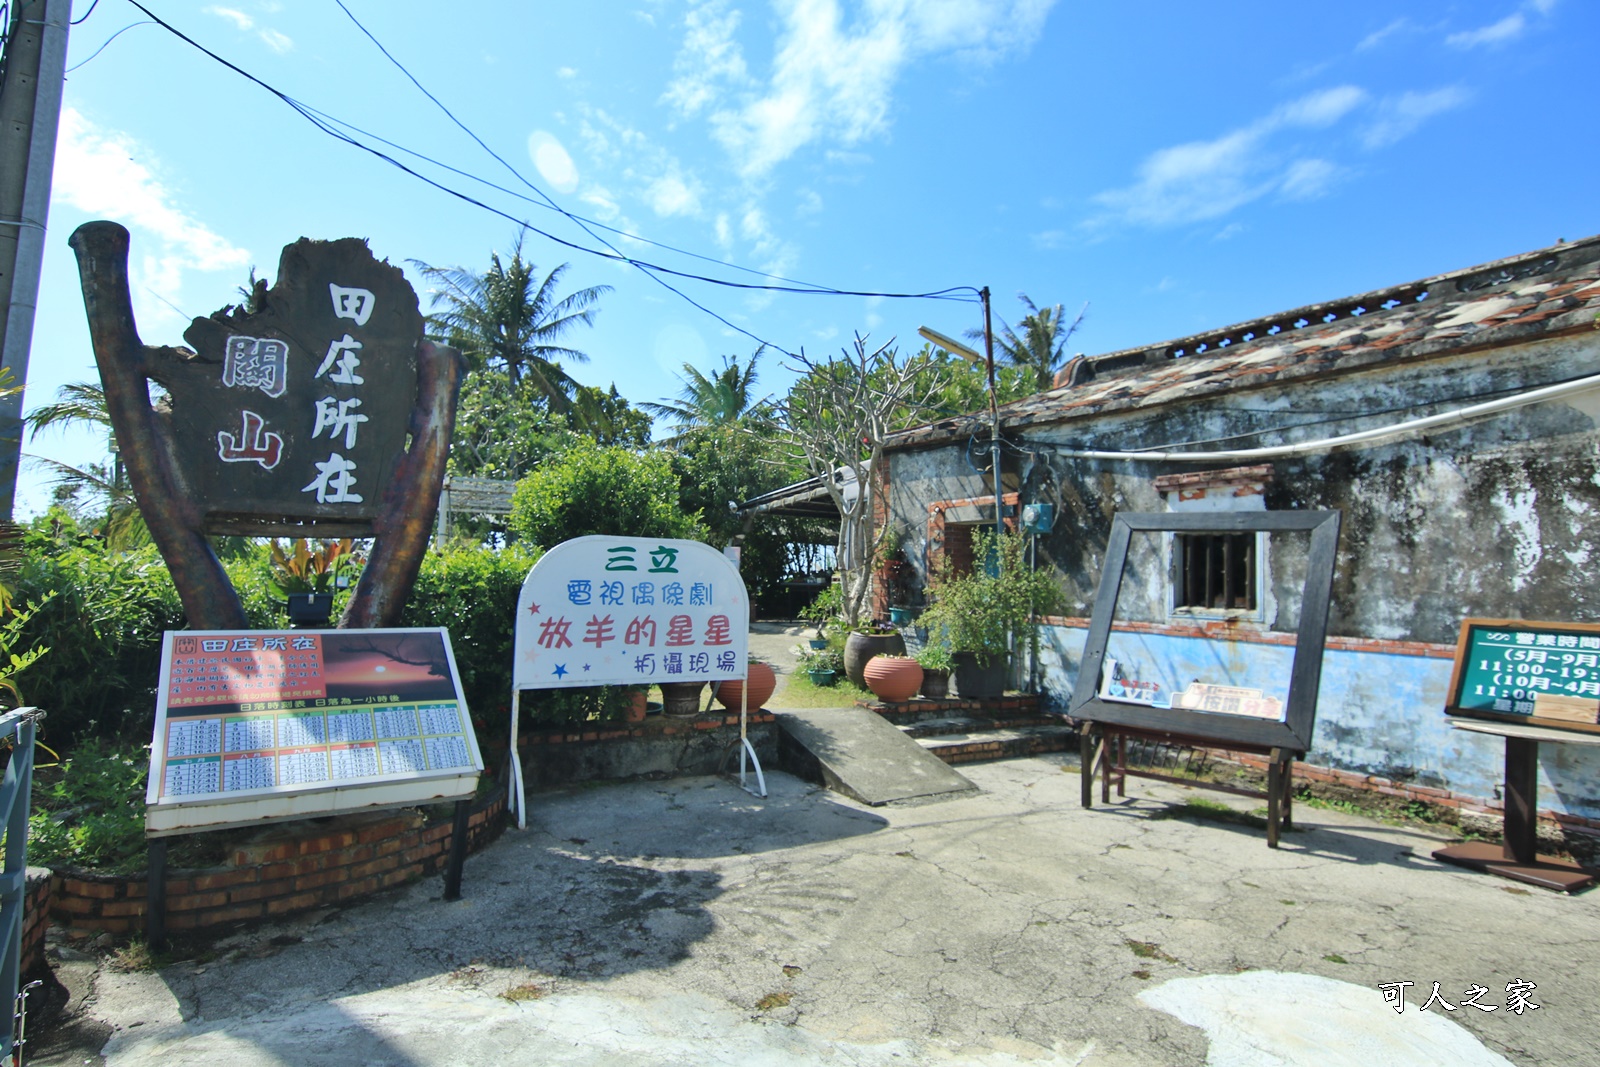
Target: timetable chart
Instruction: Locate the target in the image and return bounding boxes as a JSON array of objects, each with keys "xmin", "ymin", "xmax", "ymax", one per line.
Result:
[
  {"xmin": 374, "ymin": 706, "xmax": 421, "ymax": 740},
  {"xmin": 418, "ymin": 703, "xmax": 462, "ymax": 736},
  {"xmin": 329, "ymin": 741, "xmax": 381, "ymax": 779},
  {"xmin": 223, "ymin": 752, "xmax": 276, "ymax": 792},
  {"xmin": 277, "ymin": 747, "xmax": 331, "ymax": 786},
  {"xmin": 163, "ymin": 755, "xmax": 221, "ymax": 797},
  {"xmin": 425, "ymin": 735, "xmax": 472, "ymax": 771},
  {"xmin": 379, "ymin": 738, "xmax": 426, "ymax": 774},
  {"xmin": 326, "ymin": 709, "xmax": 375, "ymax": 744},
  {"xmin": 276, "ymin": 712, "xmax": 326, "ymax": 748},
  {"xmin": 224, "ymin": 714, "xmax": 276, "ymax": 753},
  {"xmin": 166, "ymin": 717, "xmax": 222, "ymax": 759}
]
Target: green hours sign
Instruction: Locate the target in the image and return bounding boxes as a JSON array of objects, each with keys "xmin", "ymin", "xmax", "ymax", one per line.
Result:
[{"xmin": 1447, "ymin": 618, "xmax": 1600, "ymax": 735}]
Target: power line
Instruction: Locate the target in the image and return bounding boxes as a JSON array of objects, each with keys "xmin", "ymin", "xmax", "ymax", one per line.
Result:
[{"xmin": 125, "ymin": 1, "xmax": 980, "ymax": 359}]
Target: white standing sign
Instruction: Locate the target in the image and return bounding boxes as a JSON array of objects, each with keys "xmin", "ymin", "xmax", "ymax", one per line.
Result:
[{"xmin": 509, "ymin": 536, "xmax": 759, "ymax": 823}]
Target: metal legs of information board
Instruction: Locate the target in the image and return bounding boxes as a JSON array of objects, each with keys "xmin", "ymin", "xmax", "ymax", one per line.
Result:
[
  {"xmin": 443, "ymin": 799, "xmax": 471, "ymax": 901},
  {"xmin": 1433, "ymin": 734, "xmax": 1599, "ymax": 893}
]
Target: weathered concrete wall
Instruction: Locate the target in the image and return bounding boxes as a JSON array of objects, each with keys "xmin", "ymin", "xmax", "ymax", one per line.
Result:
[
  {"xmin": 1036, "ymin": 622, "xmax": 1600, "ymax": 822},
  {"xmin": 889, "ymin": 328, "xmax": 1600, "ymax": 818}
]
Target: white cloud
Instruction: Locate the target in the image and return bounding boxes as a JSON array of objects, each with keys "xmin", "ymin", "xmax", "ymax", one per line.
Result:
[
  {"xmin": 795, "ymin": 188, "xmax": 824, "ymax": 216},
  {"xmin": 1356, "ymin": 18, "xmax": 1409, "ymax": 51},
  {"xmin": 557, "ymin": 66, "xmax": 578, "ymax": 79},
  {"xmin": 1090, "ymin": 86, "xmax": 1367, "ymax": 229},
  {"xmin": 527, "ymin": 130, "xmax": 580, "ymax": 194},
  {"xmin": 1446, "ymin": 13, "xmax": 1525, "ymax": 48},
  {"xmin": 52, "ymin": 109, "xmax": 249, "ymax": 329},
  {"xmin": 646, "ymin": 173, "xmax": 701, "ymax": 217},
  {"xmin": 205, "ymin": 5, "xmax": 293, "ymax": 52},
  {"xmin": 1361, "ymin": 86, "xmax": 1471, "ymax": 149},
  {"xmin": 666, "ymin": 0, "xmax": 1057, "ymax": 178}
]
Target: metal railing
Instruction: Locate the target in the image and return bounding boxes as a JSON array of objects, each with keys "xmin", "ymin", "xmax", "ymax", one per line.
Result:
[{"xmin": 0, "ymin": 706, "xmax": 43, "ymax": 1057}]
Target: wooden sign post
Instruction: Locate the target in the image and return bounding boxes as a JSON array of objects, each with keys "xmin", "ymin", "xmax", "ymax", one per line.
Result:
[{"xmin": 1433, "ymin": 618, "xmax": 1600, "ymax": 892}]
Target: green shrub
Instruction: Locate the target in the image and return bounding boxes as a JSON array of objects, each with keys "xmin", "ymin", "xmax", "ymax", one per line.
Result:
[
  {"xmin": 508, "ymin": 439, "xmax": 706, "ymax": 547},
  {"xmin": 27, "ymin": 738, "xmax": 150, "ymax": 873}
]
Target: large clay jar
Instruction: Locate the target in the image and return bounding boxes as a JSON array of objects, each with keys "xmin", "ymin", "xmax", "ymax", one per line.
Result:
[
  {"xmin": 714, "ymin": 661, "xmax": 778, "ymax": 711},
  {"xmin": 844, "ymin": 631, "xmax": 907, "ymax": 688},
  {"xmin": 660, "ymin": 680, "xmax": 706, "ymax": 717},
  {"xmin": 863, "ymin": 656, "xmax": 923, "ymax": 703}
]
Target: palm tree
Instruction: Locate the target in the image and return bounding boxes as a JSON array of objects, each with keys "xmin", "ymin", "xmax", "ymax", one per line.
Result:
[
  {"xmin": 26, "ymin": 381, "xmax": 147, "ymax": 548},
  {"xmin": 967, "ymin": 295, "xmax": 1088, "ymax": 393},
  {"xmin": 411, "ymin": 234, "xmax": 612, "ymax": 413},
  {"xmin": 643, "ymin": 348, "xmax": 770, "ymax": 440}
]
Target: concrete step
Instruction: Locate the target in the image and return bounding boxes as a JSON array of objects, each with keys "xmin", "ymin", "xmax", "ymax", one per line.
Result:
[
  {"xmin": 773, "ymin": 706, "xmax": 977, "ymax": 806},
  {"xmin": 910, "ymin": 722, "xmax": 1078, "ymax": 766}
]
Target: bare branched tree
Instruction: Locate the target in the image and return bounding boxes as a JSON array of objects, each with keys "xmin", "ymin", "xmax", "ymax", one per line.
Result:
[{"xmin": 781, "ymin": 334, "xmax": 948, "ymax": 629}]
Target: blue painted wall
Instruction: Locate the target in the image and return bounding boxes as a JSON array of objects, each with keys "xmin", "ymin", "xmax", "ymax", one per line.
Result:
[{"xmin": 1038, "ymin": 623, "xmax": 1600, "ymax": 822}]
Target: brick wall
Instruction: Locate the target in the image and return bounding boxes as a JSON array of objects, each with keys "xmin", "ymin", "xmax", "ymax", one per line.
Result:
[
  {"xmin": 21, "ymin": 868, "xmax": 51, "ymax": 975},
  {"xmin": 48, "ymin": 788, "xmax": 506, "ymax": 938}
]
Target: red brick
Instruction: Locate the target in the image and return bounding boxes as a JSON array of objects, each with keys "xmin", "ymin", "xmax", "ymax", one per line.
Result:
[
  {"xmin": 99, "ymin": 900, "xmax": 146, "ymax": 918},
  {"xmin": 169, "ymin": 891, "xmax": 228, "ymax": 912},
  {"xmin": 228, "ymin": 882, "xmax": 281, "ymax": 904},
  {"xmin": 335, "ymin": 876, "xmax": 382, "ymax": 900},
  {"xmin": 165, "ymin": 913, "xmax": 199, "ymax": 931},
  {"xmin": 422, "ymin": 825, "xmax": 451, "ymax": 844},
  {"xmin": 265, "ymin": 891, "xmax": 320, "ymax": 915},
  {"xmin": 380, "ymin": 864, "xmax": 424, "ymax": 888},
  {"xmin": 349, "ymin": 856, "xmax": 400, "ymax": 879},
  {"xmin": 375, "ymin": 837, "xmax": 406, "ymax": 858},
  {"xmin": 204, "ymin": 903, "xmax": 267, "ymax": 925},
  {"xmin": 52, "ymin": 895, "xmax": 97, "ymax": 916},
  {"xmin": 403, "ymin": 845, "xmax": 437, "ymax": 864},
  {"xmin": 294, "ymin": 869, "xmax": 344, "ymax": 892},
  {"xmin": 67, "ymin": 879, "xmax": 118, "ymax": 900},
  {"xmin": 93, "ymin": 917, "xmax": 132, "ymax": 934},
  {"xmin": 191, "ymin": 869, "xmax": 257, "ymax": 891}
]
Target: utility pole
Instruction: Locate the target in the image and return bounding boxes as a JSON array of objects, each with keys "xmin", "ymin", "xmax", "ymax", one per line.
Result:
[
  {"xmin": 979, "ymin": 286, "xmax": 1003, "ymax": 545},
  {"xmin": 0, "ymin": 0, "xmax": 72, "ymax": 517}
]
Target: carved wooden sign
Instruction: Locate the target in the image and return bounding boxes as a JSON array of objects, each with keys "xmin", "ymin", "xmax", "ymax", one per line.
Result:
[
  {"xmin": 174, "ymin": 240, "xmax": 421, "ymax": 534},
  {"xmin": 71, "ymin": 222, "xmax": 463, "ymax": 631}
]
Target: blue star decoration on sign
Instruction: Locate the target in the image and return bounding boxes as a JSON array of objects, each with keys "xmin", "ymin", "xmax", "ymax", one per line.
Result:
[
  {"xmin": 552, "ymin": 664, "xmax": 568, "ymax": 679},
  {"xmin": 582, "ymin": 664, "xmax": 591, "ymax": 671}
]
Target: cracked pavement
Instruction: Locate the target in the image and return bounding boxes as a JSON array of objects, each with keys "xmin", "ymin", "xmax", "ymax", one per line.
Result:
[{"xmin": 36, "ymin": 755, "xmax": 1599, "ymax": 1066}]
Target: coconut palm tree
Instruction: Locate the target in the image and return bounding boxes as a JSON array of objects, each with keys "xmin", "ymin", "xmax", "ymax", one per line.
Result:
[
  {"xmin": 643, "ymin": 348, "xmax": 771, "ymax": 440},
  {"xmin": 411, "ymin": 235, "xmax": 612, "ymax": 413},
  {"xmin": 26, "ymin": 381, "xmax": 147, "ymax": 549},
  {"xmin": 968, "ymin": 295, "xmax": 1088, "ymax": 393}
]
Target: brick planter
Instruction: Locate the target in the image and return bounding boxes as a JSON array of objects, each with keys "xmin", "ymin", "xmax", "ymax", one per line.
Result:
[
  {"xmin": 46, "ymin": 786, "xmax": 507, "ymax": 939},
  {"xmin": 517, "ymin": 711, "xmax": 779, "ymax": 789}
]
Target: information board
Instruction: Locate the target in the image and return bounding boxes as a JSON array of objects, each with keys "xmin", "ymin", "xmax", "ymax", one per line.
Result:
[
  {"xmin": 1447, "ymin": 618, "xmax": 1600, "ymax": 735},
  {"xmin": 512, "ymin": 535, "xmax": 748, "ymax": 689},
  {"xmin": 146, "ymin": 627, "xmax": 483, "ymax": 835}
]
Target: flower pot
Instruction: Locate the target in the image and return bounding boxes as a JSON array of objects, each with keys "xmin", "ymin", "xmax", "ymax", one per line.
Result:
[
  {"xmin": 808, "ymin": 638, "xmax": 829, "ymax": 650},
  {"xmin": 659, "ymin": 680, "xmax": 706, "ymax": 717},
  {"xmin": 952, "ymin": 651, "xmax": 1009, "ymax": 699},
  {"xmin": 863, "ymin": 657, "xmax": 922, "ymax": 703},
  {"xmin": 624, "ymin": 690, "xmax": 649, "ymax": 723},
  {"xmin": 808, "ymin": 668, "xmax": 838, "ymax": 687},
  {"xmin": 888, "ymin": 607, "xmax": 913, "ymax": 626},
  {"xmin": 919, "ymin": 668, "xmax": 950, "ymax": 700},
  {"xmin": 715, "ymin": 662, "xmax": 778, "ymax": 711},
  {"xmin": 844, "ymin": 631, "xmax": 907, "ymax": 688},
  {"xmin": 286, "ymin": 592, "xmax": 335, "ymax": 627}
]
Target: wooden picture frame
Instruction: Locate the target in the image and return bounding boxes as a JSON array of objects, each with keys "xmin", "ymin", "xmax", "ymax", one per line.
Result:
[{"xmin": 1068, "ymin": 510, "xmax": 1342, "ymax": 752}]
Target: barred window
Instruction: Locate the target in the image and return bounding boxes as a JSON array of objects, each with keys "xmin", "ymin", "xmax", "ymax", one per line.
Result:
[{"xmin": 1174, "ymin": 532, "xmax": 1256, "ymax": 612}]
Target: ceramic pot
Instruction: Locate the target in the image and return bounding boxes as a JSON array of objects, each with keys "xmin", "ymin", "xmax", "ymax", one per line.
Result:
[
  {"xmin": 808, "ymin": 669, "xmax": 838, "ymax": 687},
  {"xmin": 919, "ymin": 668, "xmax": 950, "ymax": 700},
  {"xmin": 863, "ymin": 656, "xmax": 923, "ymax": 703},
  {"xmin": 844, "ymin": 631, "xmax": 907, "ymax": 688},
  {"xmin": 952, "ymin": 651, "xmax": 1009, "ymax": 699},
  {"xmin": 808, "ymin": 638, "xmax": 829, "ymax": 650},
  {"xmin": 888, "ymin": 607, "xmax": 913, "ymax": 626},
  {"xmin": 624, "ymin": 690, "xmax": 649, "ymax": 723},
  {"xmin": 660, "ymin": 680, "xmax": 706, "ymax": 717},
  {"xmin": 715, "ymin": 662, "xmax": 778, "ymax": 711}
]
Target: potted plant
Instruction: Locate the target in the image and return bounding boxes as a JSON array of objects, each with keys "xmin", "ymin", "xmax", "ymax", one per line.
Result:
[
  {"xmin": 798, "ymin": 646, "xmax": 844, "ymax": 687},
  {"xmin": 863, "ymin": 653, "xmax": 922, "ymax": 703},
  {"xmin": 914, "ymin": 637, "xmax": 954, "ymax": 700},
  {"xmin": 843, "ymin": 620, "xmax": 907, "ymax": 689},
  {"xmin": 799, "ymin": 584, "xmax": 841, "ymax": 649},
  {"xmin": 918, "ymin": 531, "xmax": 1061, "ymax": 699},
  {"xmin": 269, "ymin": 538, "xmax": 361, "ymax": 627}
]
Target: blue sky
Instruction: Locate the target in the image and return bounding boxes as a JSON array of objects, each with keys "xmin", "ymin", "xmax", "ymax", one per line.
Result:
[{"xmin": 20, "ymin": 0, "xmax": 1598, "ymax": 515}]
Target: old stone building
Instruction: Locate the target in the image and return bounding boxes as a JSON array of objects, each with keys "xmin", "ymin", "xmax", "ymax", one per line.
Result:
[{"xmin": 882, "ymin": 234, "xmax": 1600, "ymax": 825}]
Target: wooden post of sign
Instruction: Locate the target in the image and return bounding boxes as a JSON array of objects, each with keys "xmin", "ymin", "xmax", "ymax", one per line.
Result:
[{"xmin": 1433, "ymin": 719, "xmax": 1599, "ymax": 892}]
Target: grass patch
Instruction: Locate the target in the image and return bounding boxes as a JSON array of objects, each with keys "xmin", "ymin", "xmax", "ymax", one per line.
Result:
[
  {"xmin": 1125, "ymin": 939, "xmax": 1179, "ymax": 964},
  {"xmin": 108, "ymin": 938, "xmax": 171, "ymax": 973},
  {"xmin": 500, "ymin": 982, "xmax": 547, "ymax": 1002},
  {"xmin": 1148, "ymin": 797, "xmax": 1271, "ymax": 831},
  {"xmin": 1323, "ymin": 954, "xmax": 1349, "ymax": 964},
  {"xmin": 755, "ymin": 991, "xmax": 793, "ymax": 1011},
  {"xmin": 764, "ymin": 670, "xmax": 872, "ymax": 710}
]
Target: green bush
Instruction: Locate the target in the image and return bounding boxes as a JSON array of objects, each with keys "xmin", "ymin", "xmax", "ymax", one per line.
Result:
[
  {"xmin": 508, "ymin": 439, "xmax": 706, "ymax": 547},
  {"xmin": 27, "ymin": 738, "xmax": 150, "ymax": 873}
]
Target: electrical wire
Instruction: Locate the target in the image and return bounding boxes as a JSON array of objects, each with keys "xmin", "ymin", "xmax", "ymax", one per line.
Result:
[
  {"xmin": 70, "ymin": 0, "xmax": 98, "ymax": 24},
  {"xmin": 65, "ymin": 18, "xmax": 151, "ymax": 72},
  {"xmin": 124, "ymin": 0, "xmax": 980, "ymax": 358}
]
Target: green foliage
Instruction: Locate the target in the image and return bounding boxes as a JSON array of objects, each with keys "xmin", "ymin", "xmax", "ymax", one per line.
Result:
[
  {"xmin": 919, "ymin": 531, "xmax": 1062, "ymax": 666},
  {"xmin": 267, "ymin": 538, "xmax": 361, "ymax": 596},
  {"xmin": 913, "ymin": 636, "xmax": 954, "ymax": 673},
  {"xmin": 798, "ymin": 584, "xmax": 842, "ymax": 628},
  {"xmin": 509, "ymin": 439, "xmax": 705, "ymax": 548},
  {"xmin": 519, "ymin": 686, "xmax": 633, "ymax": 726},
  {"xmin": 796, "ymin": 645, "xmax": 844, "ymax": 674},
  {"xmin": 28, "ymin": 739, "xmax": 149, "ymax": 873},
  {"xmin": 0, "ymin": 593, "xmax": 53, "ymax": 708}
]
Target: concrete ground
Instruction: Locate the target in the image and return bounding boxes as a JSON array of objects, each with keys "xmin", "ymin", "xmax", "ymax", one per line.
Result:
[{"xmin": 30, "ymin": 754, "xmax": 1596, "ymax": 1066}]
